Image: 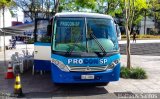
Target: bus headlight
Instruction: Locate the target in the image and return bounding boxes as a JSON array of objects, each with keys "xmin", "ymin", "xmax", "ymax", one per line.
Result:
[
  {"xmin": 107, "ymin": 59, "xmax": 120, "ymax": 70},
  {"xmin": 51, "ymin": 59, "xmax": 69, "ymax": 72}
]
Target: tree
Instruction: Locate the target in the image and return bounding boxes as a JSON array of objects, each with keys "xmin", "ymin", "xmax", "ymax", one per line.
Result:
[
  {"xmin": 75, "ymin": 0, "xmax": 96, "ymax": 10},
  {"xmin": 0, "ymin": 0, "xmax": 13, "ymax": 8},
  {"xmin": 0, "ymin": 0, "xmax": 14, "ymax": 69},
  {"xmin": 14, "ymin": 0, "xmax": 75, "ymax": 21},
  {"xmin": 105, "ymin": 0, "xmax": 121, "ymax": 16},
  {"xmin": 123, "ymin": 0, "xmax": 147, "ymax": 69},
  {"xmin": 14, "ymin": 0, "xmax": 56, "ymax": 21},
  {"xmin": 148, "ymin": 0, "xmax": 160, "ymax": 34},
  {"xmin": 0, "ymin": 0, "xmax": 14, "ymax": 27}
]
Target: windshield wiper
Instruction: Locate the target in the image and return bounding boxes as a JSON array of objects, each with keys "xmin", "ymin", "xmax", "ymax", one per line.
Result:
[
  {"xmin": 89, "ymin": 32, "xmax": 107, "ymax": 56},
  {"xmin": 65, "ymin": 34, "xmax": 83, "ymax": 56}
]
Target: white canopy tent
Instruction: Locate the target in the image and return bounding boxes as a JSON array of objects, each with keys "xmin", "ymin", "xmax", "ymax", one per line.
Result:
[{"xmin": 0, "ymin": 23, "xmax": 35, "ymax": 73}]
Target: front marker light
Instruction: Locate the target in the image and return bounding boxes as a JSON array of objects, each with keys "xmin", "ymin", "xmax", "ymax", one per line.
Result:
[
  {"xmin": 51, "ymin": 59, "xmax": 69, "ymax": 72},
  {"xmin": 114, "ymin": 59, "xmax": 120, "ymax": 64},
  {"xmin": 107, "ymin": 59, "xmax": 120, "ymax": 70},
  {"xmin": 107, "ymin": 62, "xmax": 116, "ymax": 69},
  {"xmin": 52, "ymin": 59, "xmax": 59, "ymax": 65}
]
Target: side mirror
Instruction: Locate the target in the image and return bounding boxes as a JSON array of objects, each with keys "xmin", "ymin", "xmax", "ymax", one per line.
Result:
[
  {"xmin": 115, "ymin": 24, "xmax": 118, "ymax": 35},
  {"xmin": 47, "ymin": 25, "xmax": 52, "ymax": 36},
  {"xmin": 115, "ymin": 24, "xmax": 121, "ymax": 40}
]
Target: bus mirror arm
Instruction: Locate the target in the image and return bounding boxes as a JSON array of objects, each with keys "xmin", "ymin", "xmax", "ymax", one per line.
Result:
[
  {"xmin": 47, "ymin": 25, "xmax": 52, "ymax": 36},
  {"xmin": 115, "ymin": 24, "xmax": 118, "ymax": 34},
  {"xmin": 35, "ymin": 51, "xmax": 38, "ymax": 54}
]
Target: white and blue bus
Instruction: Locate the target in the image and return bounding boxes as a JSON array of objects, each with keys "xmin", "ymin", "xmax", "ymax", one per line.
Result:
[{"xmin": 34, "ymin": 12, "xmax": 121, "ymax": 85}]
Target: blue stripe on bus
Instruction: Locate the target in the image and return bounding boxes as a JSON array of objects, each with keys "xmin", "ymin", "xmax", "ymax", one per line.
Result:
[
  {"xmin": 34, "ymin": 42, "xmax": 51, "ymax": 46},
  {"xmin": 51, "ymin": 53, "xmax": 120, "ymax": 66}
]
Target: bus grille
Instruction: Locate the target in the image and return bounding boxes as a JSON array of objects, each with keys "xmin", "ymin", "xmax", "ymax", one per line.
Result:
[{"xmin": 68, "ymin": 66, "xmax": 107, "ymax": 72}]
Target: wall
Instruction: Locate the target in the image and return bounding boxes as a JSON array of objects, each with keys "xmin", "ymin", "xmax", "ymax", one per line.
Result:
[
  {"xmin": 139, "ymin": 17, "xmax": 155, "ymax": 35},
  {"xmin": 11, "ymin": 8, "xmax": 24, "ymax": 23},
  {"xmin": 0, "ymin": 36, "xmax": 12, "ymax": 51}
]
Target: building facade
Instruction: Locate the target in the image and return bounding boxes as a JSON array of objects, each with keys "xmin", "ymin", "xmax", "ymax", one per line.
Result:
[{"xmin": 139, "ymin": 17, "xmax": 156, "ymax": 35}]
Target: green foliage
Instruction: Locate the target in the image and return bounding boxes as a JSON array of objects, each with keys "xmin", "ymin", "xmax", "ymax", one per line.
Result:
[
  {"xmin": 148, "ymin": 0, "xmax": 160, "ymax": 30},
  {"xmin": 40, "ymin": 36, "xmax": 51, "ymax": 43},
  {"xmin": 14, "ymin": 0, "xmax": 56, "ymax": 20},
  {"xmin": 122, "ymin": 0, "xmax": 148, "ymax": 30},
  {"xmin": 121, "ymin": 0, "xmax": 148, "ymax": 10},
  {"xmin": 120, "ymin": 66, "xmax": 130, "ymax": 78},
  {"xmin": 134, "ymin": 0, "xmax": 148, "ymax": 10},
  {"xmin": 107, "ymin": 0, "xmax": 122, "ymax": 16},
  {"xmin": 92, "ymin": 0, "xmax": 122, "ymax": 16},
  {"xmin": 132, "ymin": 15, "xmax": 143, "ymax": 26},
  {"xmin": 58, "ymin": 0, "xmax": 97, "ymax": 12},
  {"xmin": 130, "ymin": 67, "xmax": 147, "ymax": 79},
  {"xmin": 137, "ymin": 35, "xmax": 160, "ymax": 39},
  {"xmin": 120, "ymin": 66, "xmax": 147, "ymax": 79},
  {"xmin": 75, "ymin": 0, "xmax": 96, "ymax": 10},
  {"xmin": 27, "ymin": 38, "xmax": 34, "ymax": 44},
  {"xmin": 0, "ymin": 0, "xmax": 13, "ymax": 8},
  {"xmin": 59, "ymin": 0, "xmax": 77, "ymax": 12},
  {"xmin": 58, "ymin": 0, "xmax": 122, "ymax": 15}
]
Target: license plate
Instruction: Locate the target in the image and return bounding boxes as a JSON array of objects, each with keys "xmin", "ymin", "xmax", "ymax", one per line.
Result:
[{"xmin": 81, "ymin": 75, "xmax": 95, "ymax": 79}]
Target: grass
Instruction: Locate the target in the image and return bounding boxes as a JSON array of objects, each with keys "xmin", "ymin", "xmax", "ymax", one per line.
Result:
[
  {"xmin": 27, "ymin": 38, "xmax": 34, "ymax": 44},
  {"xmin": 40, "ymin": 36, "xmax": 51, "ymax": 43},
  {"xmin": 120, "ymin": 66, "xmax": 147, "ymax": 79}
]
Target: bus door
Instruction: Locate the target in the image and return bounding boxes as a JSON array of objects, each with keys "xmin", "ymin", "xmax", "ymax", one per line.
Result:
[{"xmin": 33, "ymin": 18, "xmax": 52, "ymax": 72}]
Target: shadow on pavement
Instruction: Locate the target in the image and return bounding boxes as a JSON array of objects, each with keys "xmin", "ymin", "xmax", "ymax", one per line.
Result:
[
  {"xmin": 0, "ymin": 69, "xmax": 109, "ymax": 98},
  {"xmin": 25, "ymin": 86, "xmax": 108, "ymax": 98},
  {"xmin": 23, "ymin": 73, "xmax": 109, "ymax": 98}
]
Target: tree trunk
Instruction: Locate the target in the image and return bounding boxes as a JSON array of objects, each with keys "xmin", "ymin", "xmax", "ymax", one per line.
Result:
[
  {"xmin": 47, "ymin": 0, "xmax": 50, "ymax": 18},
  {"xmin": 126, "ymin": 29, "xmax": 131, "ymax": 69},
  {"xmin": 144, "ymin": 9, "xmax": 146, "ymax": 35},
  {"xmin": 125, "ymin": 0, "xmax": 131, "ymax": 69},
  {"xmin": 2, "ymin": 7, "xmax": 5, "ymax": 27},
  {"xmin": 55, "ymin": 0, "xmax": 59, "ymax": 14}
]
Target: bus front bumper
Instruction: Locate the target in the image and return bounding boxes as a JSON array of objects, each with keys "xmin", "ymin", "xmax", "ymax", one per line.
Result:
[{"xmin": 51, "ymin": 63, "xmax": 120, "ymax": 84}]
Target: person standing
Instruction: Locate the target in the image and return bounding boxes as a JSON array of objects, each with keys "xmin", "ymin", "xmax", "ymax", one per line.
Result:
[
  {"xmin": 133, "ymin": 32, "xmax": 137, "ymax": 43},
  {"xmin": 12, "ymin": 39, "xmax": 16, "ymax": 49}
]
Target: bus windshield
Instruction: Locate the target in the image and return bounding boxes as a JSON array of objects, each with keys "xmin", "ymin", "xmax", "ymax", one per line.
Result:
[{"xmin": 53, "ymin": 17, "xmax": 119, "ymax": 53}]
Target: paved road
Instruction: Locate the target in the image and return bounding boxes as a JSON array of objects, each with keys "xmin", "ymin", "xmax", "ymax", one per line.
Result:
[
  {"xmin": 119, "ymin": 39, "xmax": 160, "ymax": 44},
  {"xmin": 0, "ymin": 40, "xmax": 160, "ymax": 99},
  {"xmin": 119, "ymin": 43, "xmax": 160, "ymax": 56},
  {"xmin": 119, "ymin": 39, "xmax": 160, "ymax": 56}
]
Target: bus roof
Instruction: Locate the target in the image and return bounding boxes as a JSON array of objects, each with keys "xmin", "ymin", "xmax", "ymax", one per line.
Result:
[{"xmin": 55, "ymin": 12, "xmax": 113, "ymax": 20}]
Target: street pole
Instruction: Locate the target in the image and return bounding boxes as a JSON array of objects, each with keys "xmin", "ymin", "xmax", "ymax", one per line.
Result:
[
  {"xmin": 2, "ymin": 6, "xmax": 7, "ymax": 69},
  {"xmin": 17, "ymin": 13, "xmax": 18, "ymax": 22},
  {"xmin": 25, "ymin": 35, "xmax": 28, "ymax": 55}
]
